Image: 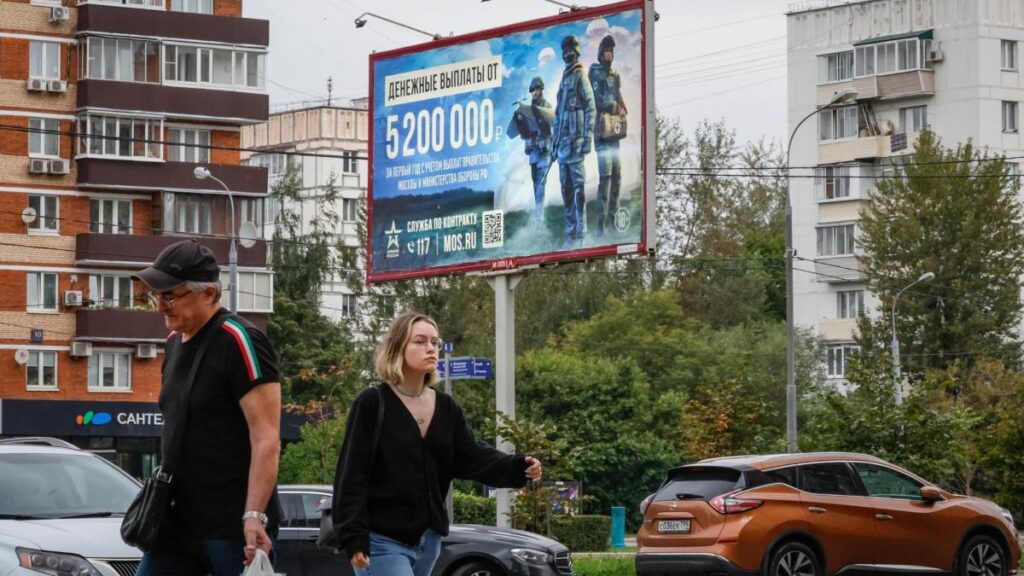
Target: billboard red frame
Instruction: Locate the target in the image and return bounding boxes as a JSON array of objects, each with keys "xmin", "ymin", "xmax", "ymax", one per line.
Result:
[{"xmin": 366, "ymin": 0, "xmax": 656, "ymax": 283}]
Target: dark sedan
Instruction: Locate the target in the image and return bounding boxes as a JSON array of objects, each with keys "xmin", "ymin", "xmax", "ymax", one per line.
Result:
[{"xmin": 276, "ymin": 485, "xmax": 574, "ymax": 576}]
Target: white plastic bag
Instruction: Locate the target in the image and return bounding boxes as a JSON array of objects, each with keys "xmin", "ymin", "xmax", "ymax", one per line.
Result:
[{"xmin": 242, "ymin": 549, "xmax": 283, "ymax": 576}]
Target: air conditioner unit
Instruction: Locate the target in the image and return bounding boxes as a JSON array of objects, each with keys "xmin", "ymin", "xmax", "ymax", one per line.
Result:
[
  {"xmin": 63, "ymin": 290, "xmax": 83, "ymax": 306},
  {"xmin": 928, "ymin": 49, "xmax": 944, "ymax": 63},
  {"xmin": 26, "ymin": 78, "xmax": 46, "ymax": 92},
  {"xmin": 70, "ymin": 341, "xmax": 92, "ymax": 358},
  {"xmin": 49, "ymin": 159, "xmax": 71, "ymax": 175},
  {"xmin": 47, "ymin": 80, "xmax": 67, "ymax": 93},
  {"xmin": 28, "ymin": 158, "xmax": 50, "ymax": 174},
  {"xmin": 49, "ymin": 6, "xmax": 70, "ymax": 23},
  {"xmin": 136, "ymin": 343, "xmax": 158, "ymax": 359}
]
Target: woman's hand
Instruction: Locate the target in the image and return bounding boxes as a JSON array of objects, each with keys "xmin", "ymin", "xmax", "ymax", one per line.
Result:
[
  {"xmin": 525, "ymin": 456, "xmax": 543, "ymax": 481},
  {"xmin": 351, "ymin": 552, "xmax": 370, "ymax": 569}
]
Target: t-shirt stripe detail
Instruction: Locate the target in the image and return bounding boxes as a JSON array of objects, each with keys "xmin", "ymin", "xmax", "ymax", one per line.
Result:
[{"xmin": 222, "ymin": 319, "xmax": 262, "ymax": 381}]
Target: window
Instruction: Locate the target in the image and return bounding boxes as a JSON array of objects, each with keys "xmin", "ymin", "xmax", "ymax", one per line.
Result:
[
  {"xmin": 762, "ymin": 467, "xmax": 797, "ymax": 487},
  {"xmin": 168, "ymin": 128, "xmax": 211, "ymax": 163},
  {"xmin": 89, "ymin": 275, "xmax": 133, "ymax": 308},
  {"xmin": 873, "ymin": 38, "xmax": 924, "ymax": 75},
  {"xmin": 827, "ymin": 344, "xmax": 860, "ymax": 378},
  {"xmin": 26, "ymin": 351, "xmax": 57, "ymax": 390},
  {"xmin": 342, "ymin": 151, "xmax": 359, "ymax": 174},
  {"xmin": 219, "ymin": 271, "xmax": 273, "ymax": 312},
  {"xmin": 88, "ymin": 351, "xmax": 132, "ymax": 390},
  {"xmin": 814, "ymin": 166, "xmax": 851, "ymax": 200},
  {"xmin": 89, "ymin": 0, "xmax": 164, "ymax": 6},
  {"xmin": 1003, "ymin": 101, "xmax": 1018, "ymax": 133},
  {"xmin": 165, "ymin": 44, "xmax": 266, "ymax": 89},
  {"xmin": 1003, "ymin": 40, "xmax": 1018, "ymax": 71},
  {"xmin": 240, "ymin": 198, "xmax": 265, "ymax": 235},
  {"xmin": 29, "ymin": 118, "xmax": 60, "ymax": 158},
  {"xmin": 171, "ymin": 0, "xmax": 213, "ymax": 13},
  {"xmin": 81, "ymin": 37, "xmax": 160, "ymax": 83},
  {"xmin": 798, "ymin": 463, "xmax": 863, "ymax": 496},
  {"xmin": 90, "ymin": 198, "xmax": 132, "ymax": 234},
  {"xmin": 817, "ymin": 51, "xmax": 854, "ymax": 83},
  {"xmin": 27, "ymin": 272, "xmax": 58, "ymax": 311},
  {"xmin": 899, "ymin": 105, "xmax": 927, "ymax": 134},
  {"xmin": 853, "ymin": 463, "xmax": 923, "ymax": 499},
  {"xmin": 817, "ymin": 223, "xmax": 856, "ymax": 256},
  {"xmin": 855, "ymin": 45, "xmax": 875, "ymax": 77},
  {"xmin": 77, "ymin": 114, "xmax": 162, "ymax": 159},
  {"xmin": 28, "ymin": 195, "xmax": 58, "ymax": 233},
  {"xmin": 652, "ymin": 467, "xmax": 741, "ymax": 503},
  {"xmin": 837, "ymin": 290, "xmax": 864, "ymax": 318},
  {"xmin": 341, "ymin": 198, "xmax": 359, "ymax": 222},
  {"xmin": 818, "ymin": 106, "xmax": 859, "ymax": 141},
  {"xmin": 30, "ymin": 41, "xmax": 60, "ymax": 80},
  {"xmin": 279, "ymin": 492, "xmax": 331, "ymax": 529},
  {"xmin": 340, "ymin": 293, "xmax": 356, "ymax": 318},
  {"xmin": 174, "ymin": 195, "xmax": 213, "ymax": 234}
]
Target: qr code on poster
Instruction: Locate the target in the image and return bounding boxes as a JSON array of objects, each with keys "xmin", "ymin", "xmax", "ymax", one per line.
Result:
[{"xmin": 482, "ymin": 210, "xmax": 504, "ymax": 248}]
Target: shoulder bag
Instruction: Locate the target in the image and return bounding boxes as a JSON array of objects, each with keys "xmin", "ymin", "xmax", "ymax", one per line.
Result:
[
  {"xmin": 120, "ymin": 313, "xmax": 230, "ymax": 551},
  {"xmin": 317, "ymin": 385, "xmax": 385, "ymax": 549}
]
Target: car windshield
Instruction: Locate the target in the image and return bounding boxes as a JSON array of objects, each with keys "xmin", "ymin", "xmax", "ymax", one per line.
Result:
[
  {"xmin": 0, "ymin": 452, "xmax": 139, "ymax": 518},
  {"xmin": 653, "ymin": 467, "xmax": 742, "ymax": 502}
]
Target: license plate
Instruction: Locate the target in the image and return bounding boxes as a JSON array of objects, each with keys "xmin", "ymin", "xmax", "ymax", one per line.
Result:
[{"xmin": 658, "ymin": 519, "xmax": 691, "ymax": 533}]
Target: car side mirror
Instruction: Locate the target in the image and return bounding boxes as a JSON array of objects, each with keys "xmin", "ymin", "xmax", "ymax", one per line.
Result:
[{"xmin": 920, "ymin": 486, "xmax": 943, "ymax": 502}]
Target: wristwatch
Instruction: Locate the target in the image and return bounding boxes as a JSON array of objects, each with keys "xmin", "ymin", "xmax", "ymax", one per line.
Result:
[{"xmin": 242, "ymin": 511, "xmax": 269, "ymax": 527}]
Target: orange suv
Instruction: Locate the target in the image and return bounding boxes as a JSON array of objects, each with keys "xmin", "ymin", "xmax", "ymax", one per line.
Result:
[{"xmin": 637, "ymin": 452, "xmax": 1019, "ymax": 576}]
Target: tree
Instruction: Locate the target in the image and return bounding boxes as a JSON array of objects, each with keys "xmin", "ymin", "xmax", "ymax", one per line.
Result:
[{"xmin": 858, "ymin": 129, "xmax": 1024, "ymax": 372}]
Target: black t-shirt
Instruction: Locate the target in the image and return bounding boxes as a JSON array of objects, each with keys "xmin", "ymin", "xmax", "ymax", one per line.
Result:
[{"xmin": 159, "ymin": 308, "xmax": 282, "ymax": 539}]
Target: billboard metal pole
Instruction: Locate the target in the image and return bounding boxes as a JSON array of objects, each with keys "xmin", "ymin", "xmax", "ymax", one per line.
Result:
[{"xmin": 489, "ymin": 272, "xmax": 523, "ymax": 528}]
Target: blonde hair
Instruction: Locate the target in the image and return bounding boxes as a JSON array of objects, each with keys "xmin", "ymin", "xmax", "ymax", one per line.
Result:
[{"xmin": 375, "ymin": 311, "xmax": 441, "ymax": 387}]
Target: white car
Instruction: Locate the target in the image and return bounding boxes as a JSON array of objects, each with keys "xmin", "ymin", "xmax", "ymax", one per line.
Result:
[{"xmin": 0, "ymin": 437, "xmax": 142, "ymax": 576}]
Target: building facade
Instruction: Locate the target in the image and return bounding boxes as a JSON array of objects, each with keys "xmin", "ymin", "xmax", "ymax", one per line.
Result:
[
  {"xmin": 241, "ymin": 101, "xmax": 369, "ymax": 323},
  {"xmin": 0, "ymin": 0, "xmax": 275, "ymax": 476},
  {"xmin": 787, "ymin": 0, "xmax": 1024, "ymax": 381}
]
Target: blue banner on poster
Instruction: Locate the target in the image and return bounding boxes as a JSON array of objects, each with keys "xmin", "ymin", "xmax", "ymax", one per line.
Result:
[
  {"xmin": 369, "ymin": 1, "xmax": 650, "ymax": 281},
  {"xmin": 437, "ymin": 357, "xmax": 493, "ymax": 379}
]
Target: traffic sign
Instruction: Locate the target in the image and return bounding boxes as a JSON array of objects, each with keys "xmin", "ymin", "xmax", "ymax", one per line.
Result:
[{"xmin": 437, "ymin": 357, "xmax": 493, "ymax": 380}]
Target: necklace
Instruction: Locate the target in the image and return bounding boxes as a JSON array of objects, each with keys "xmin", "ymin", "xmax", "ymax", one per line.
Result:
[{"xmin": 392, "ymin": 384, "xmax": 426, "ymax": 399}]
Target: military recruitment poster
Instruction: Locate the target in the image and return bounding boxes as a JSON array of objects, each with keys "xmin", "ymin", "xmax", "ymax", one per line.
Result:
[{"xmin": 367, "ymin": 0, "xmax": 654, "ymax": 282}]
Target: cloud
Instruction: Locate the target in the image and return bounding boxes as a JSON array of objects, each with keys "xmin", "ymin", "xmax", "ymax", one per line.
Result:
[
  {"xmin": 585, "ymin": 18, "xmax": 610, "ymax": 40},
  {"xmin": 537, "ymin": 47, "xmax": 556, "ymax": 67}
]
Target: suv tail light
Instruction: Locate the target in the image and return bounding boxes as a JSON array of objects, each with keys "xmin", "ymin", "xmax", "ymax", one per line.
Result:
[{"xmin": 709, "ymin": 489, "xmax": 763, "ymax": 514}]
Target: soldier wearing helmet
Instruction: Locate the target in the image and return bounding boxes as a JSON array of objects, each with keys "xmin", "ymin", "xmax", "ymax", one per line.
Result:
[
  {"xmin": 589, "ymin": 33, "xmax": 628, "ymax": 237},
  {"xmin": 509, "ymin": 76, "xmax": 554, "ymax": 227},
  {"xmin": 553, "ymin": 34, "xmax": 595, "ymax": 247}
]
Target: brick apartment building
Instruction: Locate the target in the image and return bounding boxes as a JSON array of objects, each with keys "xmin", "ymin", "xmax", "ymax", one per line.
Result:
[{"xmin": 0, "ymin": 0, "xmax": 275, "ymax": 476}]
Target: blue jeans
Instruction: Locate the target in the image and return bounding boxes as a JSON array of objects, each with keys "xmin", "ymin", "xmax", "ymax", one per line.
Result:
[
  {"xmin": 136, "ymin": 532, "xmax": 277, "ymax": 576},
  {"xmin": 355, "ymin": 530, "xmax": 442, "ymax": 576}
]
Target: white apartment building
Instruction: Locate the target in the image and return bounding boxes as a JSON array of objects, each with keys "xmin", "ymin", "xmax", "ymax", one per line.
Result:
[
  {"xmin": 241, "ymin": 100, "xmax": 369, "ymax": 322},
  {"xmin": 787, "ymin": 0, "xmax": 1024, "ymax": 380}
]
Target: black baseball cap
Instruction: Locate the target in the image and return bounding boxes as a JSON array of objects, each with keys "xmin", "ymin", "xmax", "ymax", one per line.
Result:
[{"xmin": 132, "ymin": 240, "xmax": 220, "ymax": 292}]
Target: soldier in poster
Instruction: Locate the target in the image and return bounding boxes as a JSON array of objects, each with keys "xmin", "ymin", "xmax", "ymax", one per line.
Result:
[
  {"xmin": 589, "ymin": 34, "xmax": 628, "ymax": 237},
  {"xmin": 508, "ymin": 76, "xmax": 555, "ymax": 228},
  {"xmin": 553, "ymin": 35, "xmax": 595, "ymax": 248}
]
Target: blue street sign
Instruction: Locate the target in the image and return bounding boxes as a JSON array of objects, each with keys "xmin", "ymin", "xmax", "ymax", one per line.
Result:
[
  {"xmin": 437, "ymin": 357, "xmax": 493, "ymax": 380},
  {"xmin": 442, "ymin": 341, "xmax": 454, "ymax": 353}
]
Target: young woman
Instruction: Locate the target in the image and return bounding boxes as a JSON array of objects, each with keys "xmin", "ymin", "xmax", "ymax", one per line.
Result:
[{"xmin": 332, "ymin": 311, "xmax": 542, "ymax": 576}]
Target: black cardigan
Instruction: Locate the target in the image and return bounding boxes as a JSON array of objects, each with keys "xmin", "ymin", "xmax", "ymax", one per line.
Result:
[{"xmin": 332, "ymin": 384, "xmax": 528, "ymax": 559}]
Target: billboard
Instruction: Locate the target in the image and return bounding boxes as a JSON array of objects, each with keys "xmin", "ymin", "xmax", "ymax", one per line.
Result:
[{"xmin": 367, "ymin": 0, "xmax": 655, "ymax": 282}]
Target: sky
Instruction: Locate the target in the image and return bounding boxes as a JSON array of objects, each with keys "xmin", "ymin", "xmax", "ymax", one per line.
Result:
[{"xmin": 242, "ymin": 0, "xmax": 794, "ymax": 147}]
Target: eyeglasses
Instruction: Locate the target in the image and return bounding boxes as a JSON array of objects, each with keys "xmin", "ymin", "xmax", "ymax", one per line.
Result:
[
  {"xmin": 144, "ymin": 288, "xmax": 194, "ymax": 309},
  {"xmin": 409, "ymin": 336, "xmax": 444, "ymax": 350}
]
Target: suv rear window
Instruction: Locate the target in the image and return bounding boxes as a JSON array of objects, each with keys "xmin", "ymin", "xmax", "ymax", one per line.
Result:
[{"xmin": 654, "ymin": 467, "xmax": 742, "ymax": 502}]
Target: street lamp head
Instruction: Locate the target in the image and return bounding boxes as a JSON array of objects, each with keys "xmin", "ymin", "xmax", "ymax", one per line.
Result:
[
  {"xmin": 193, "ymin": 166, "xmax": 211, "ymax": 180},
  {"xmin": 830, "ymin": 87, "xmax": 858, "ymax": 105},
  {"xmin": 917, "ymin": 271, "xmax": 936, "ymax": 283},
  {"xmin": 354, "ymin": 17, "xmax": 367, "ymax": 28}
]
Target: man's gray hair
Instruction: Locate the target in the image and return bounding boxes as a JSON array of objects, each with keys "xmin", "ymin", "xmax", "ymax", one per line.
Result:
[{"xmin": 187, "ymin": 280, "xmax": 222, "ymax": 299}]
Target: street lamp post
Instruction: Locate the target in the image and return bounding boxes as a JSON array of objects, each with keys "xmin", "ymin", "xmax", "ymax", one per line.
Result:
[
  {"xmin": 784, "ymin": 87, "xmax": 857, "ymax": 453},
  {"xmin": 353, "ymin": 12, "xmax": 444, "ymax": 40},
  {"xmin": 891, "ymin": 271, "xmax": 935, "ymax": 405},
  {"xmin": 193, "ymin": 166, "xmax": 238, "ymax": 313}
]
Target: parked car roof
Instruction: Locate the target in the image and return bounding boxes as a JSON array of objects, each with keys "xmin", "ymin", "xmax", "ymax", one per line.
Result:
[{"xmin": 689, "ymin": 451, "xmax": 888, "ymax": 470}]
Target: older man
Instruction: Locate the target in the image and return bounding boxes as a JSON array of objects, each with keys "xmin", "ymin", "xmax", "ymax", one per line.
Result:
[{"xmin": 132, "ymin": 240, "xmax": 282, "ymax": 576}]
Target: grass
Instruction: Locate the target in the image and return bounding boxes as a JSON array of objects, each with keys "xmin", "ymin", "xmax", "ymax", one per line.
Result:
[{"xmin": 573, "ymin": 555, "xmax": 636, "ymax": 576}]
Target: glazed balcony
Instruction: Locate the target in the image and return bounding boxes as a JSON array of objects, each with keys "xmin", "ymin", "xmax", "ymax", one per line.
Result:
[
  {"xmin": 75, "ymin": 233, "xmax": 267, "ymax": 268},
  {"xmin": 77, "ymin": 4, "xmax": 269, "ymax": 47},
  {"xmin": 76, "ymin": 159, "xmax": 268, "ymax": 195},
  {"xmin": 77, "ymin": 80, "xmax": 268, "ymax": 124},
  {"xmin": 817, "ymin": 132, "xmax": 919, "ymax": 165}
]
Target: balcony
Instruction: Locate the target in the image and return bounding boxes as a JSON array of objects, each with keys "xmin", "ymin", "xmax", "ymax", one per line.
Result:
[
  {"xmin": 819, "ymin": 318, "xmax": 859, "ymax": 341},
  {"xmin": 76, "ymin": 309, "xmax": 267, "ymax": 342},
  {"xmin": 77, "ymin": 4, "xmax": 269, "ymax": 47},
  {"xmin": 817, "ymin": 70, "xmax": 935, "ymax": 106},
  {"xmin": 76, "ymin": 233, "xmax": 267, "ymax": 268},
  {"xmin": 818, "ymin": 132, "xmax": 919, "ymax": 164},
  {"xmin": 815, "ymin": 256, "xmax": 866, "ymax": 283},
  {"xmin": 76, "ymin": 159, "xmax": 268, "ymax": 195},
  {"xmin": 77, "ymin": 80, "xmax": 268, "ymax": 124}
]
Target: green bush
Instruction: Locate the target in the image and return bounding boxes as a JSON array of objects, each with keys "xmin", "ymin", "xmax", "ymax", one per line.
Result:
[
  {"xmin": 550, "ymin": 515, "xmax": 611, "ymax": 552},
  {"xmin": 453, "ymin": 492, "xmax": 496, "ymax": 525},
  {"xmin": 573, "ymin": 556, "xmax": 635, "ymax": 576}
]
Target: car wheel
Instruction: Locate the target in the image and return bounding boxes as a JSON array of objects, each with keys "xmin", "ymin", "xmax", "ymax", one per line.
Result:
[
  {"xmin": 766, "ymin": 542, "xmax": 821, "ymax": 576},
  {"xmin": 958, "ymin": 535, "xmax": 1007, "ymax": 576},
  {"xmin": 447, "ymin": 559, "xmax": 505, "ymax": 576}
]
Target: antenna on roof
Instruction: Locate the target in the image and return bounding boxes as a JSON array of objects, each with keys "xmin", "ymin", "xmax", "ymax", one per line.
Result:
[{"xmin": 327, "ymin": 76, "xmax": 334, "ymax": 107}]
